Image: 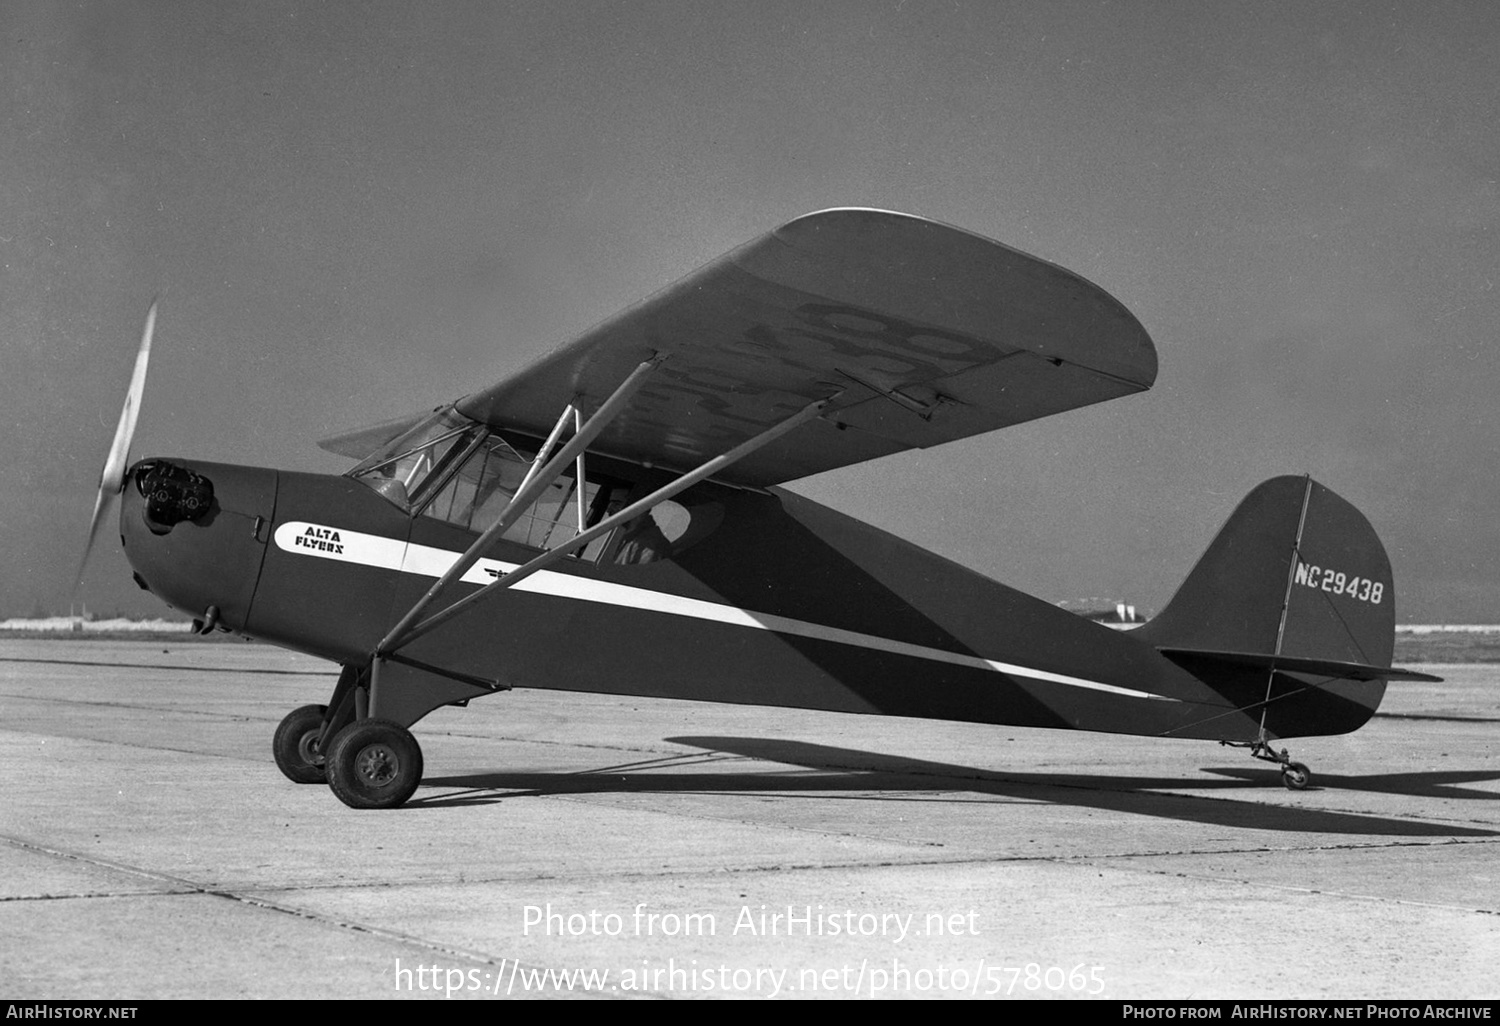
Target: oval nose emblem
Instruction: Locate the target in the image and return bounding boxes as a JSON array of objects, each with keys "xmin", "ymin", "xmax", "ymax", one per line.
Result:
[{"xmin": 134, "ymin": 460, "xmax": 215, "ymax": 532}]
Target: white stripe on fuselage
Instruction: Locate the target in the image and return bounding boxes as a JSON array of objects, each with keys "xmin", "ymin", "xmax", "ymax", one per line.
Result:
[{"xmin": 272, "ymin": 522, "xmax": 1177, "ymax": 702}]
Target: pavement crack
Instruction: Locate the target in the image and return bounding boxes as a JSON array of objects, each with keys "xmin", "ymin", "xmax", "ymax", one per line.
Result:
[
  {"xmin": 1049, "ymin": 842, "xmax": 1500, "ymax": 915},
  {"xmin": 0, "ymin": 889, "xmax": 195, "ymax": 902},
  {"xmin": 0, "ymin": 831, "xmax": 636, "ymax": 993}
]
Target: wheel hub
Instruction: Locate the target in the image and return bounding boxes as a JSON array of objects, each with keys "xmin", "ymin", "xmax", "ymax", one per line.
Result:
[
  {"xmin": 355, "ymin": 743, "xmax": 400, "ymax": 787},
  {"xmin": 296, "ymin": 729, "xmax": 324, "ymax": 767}
]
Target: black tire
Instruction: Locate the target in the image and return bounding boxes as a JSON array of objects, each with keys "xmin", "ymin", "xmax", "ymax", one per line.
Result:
[
  {"xmin": 1281, "ymin": 761, "xmax": 1311, "ymax": 791},
  {"xmin": 325, "ymin": 719, "xmax": 423, "ymax": 809},
  {"xmin": 273, "ymin": 704, "xmax": 329, "ymax": 784}
]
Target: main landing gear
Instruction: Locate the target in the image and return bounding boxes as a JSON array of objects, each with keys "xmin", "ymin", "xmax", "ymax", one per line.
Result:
[
  {"xmin": 274, "ymin": 705, "xmax": 424, "ymax": 808},
  {"xmin": 272, "ymin": 662, "xmax": 428, "ymax": 809},
  {"xmin": 1222, "ymin": 737, "xmax": 1312, "ymax": 790}
]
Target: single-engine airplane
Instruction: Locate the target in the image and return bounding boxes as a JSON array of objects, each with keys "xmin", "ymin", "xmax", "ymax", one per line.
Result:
[{"xmin": 79, "ymin": 208, "xmax": 1438, "ymax": 809}]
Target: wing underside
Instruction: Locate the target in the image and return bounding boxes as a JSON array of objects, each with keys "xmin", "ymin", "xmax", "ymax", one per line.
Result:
[{"xmin": 334, "ymin": 209, "xmax": 1158, "ymax": 485}]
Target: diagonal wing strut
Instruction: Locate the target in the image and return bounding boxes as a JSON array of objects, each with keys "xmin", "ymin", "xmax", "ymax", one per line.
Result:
[
  {"xmin": 374, "ymin": 363, "xmax": 837, "ymax": 662},
  {"xmin": 374, "ymin": 355, "xmax": 665, "ymax": 658}
]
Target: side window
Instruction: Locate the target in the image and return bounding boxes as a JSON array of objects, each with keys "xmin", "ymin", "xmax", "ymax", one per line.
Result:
[
  {"xmin": 505, "ymin": 473, "xmax": 584, "ymax": 549},
  {"xmin": 419, "ymin": 435, "xmax": 628, "ymax": 561},
  {"xmin": 422, "ymin": 437, "xmax": 531, "ymax": 533},
  {"xmin": 401, "ymin": 425, "xmax": 727, "ymax": 564},
  {"xmin": 613, "ymin": 500, "xmax": 724, "ymax": 565}
]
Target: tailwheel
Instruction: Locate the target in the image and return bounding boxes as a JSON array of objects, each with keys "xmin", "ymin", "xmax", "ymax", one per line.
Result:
[
  {"xmin": 325, "ymin": 719, "xmax": 423, "ymax": 809},
  {"xmin": 1220, "ymin": 737, "xmax": 1314, "ymax": 790},
  {"xmin": 273, "ymin": 704, "xmax": 329, "ymax": 784},
  {"xmin": 1281, "ymin": 761, "xmax": 1311, "ymax": 791}
]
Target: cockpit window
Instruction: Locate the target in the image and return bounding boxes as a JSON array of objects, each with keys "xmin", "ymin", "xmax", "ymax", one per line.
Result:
[
  {"xmin": 348, "ymin": 407, "xmax": 724, "ymax": 564},
  {"xmin": 419, "ymin": 434, "xmax": 530, "ymax": 532},
  {"xmin": 613, "ymin": 500, "xmax": 724, "ymax": 564},
  {"xmin": 614, "ymin": 501, "xmax": 687, "ymax": 564},
  {"xmin": 416, "ymin": 433, "xmax": 628, "ymax": 561},
  {"xmin": 348, "ymin": 410, "xmax": 482, "ymax": 510}
]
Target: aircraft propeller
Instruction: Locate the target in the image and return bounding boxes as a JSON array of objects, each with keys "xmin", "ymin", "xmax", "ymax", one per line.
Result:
[{"xmin": 73, "ymin": 297, "xmax": 158, "ymax": 600}]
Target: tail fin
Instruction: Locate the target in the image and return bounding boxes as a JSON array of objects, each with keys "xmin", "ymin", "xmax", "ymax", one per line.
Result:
[{"xmin": 1137, "ymin": 476, "xmax": 1437, "ymax": 739}]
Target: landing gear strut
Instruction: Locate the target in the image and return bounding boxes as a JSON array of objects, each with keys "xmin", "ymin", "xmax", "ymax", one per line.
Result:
[{"xmin": 1222, "ymin": 737, "xmax": 1312, "ymax": 790}]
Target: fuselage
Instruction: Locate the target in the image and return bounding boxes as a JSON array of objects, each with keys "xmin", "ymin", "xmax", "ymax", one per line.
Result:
[{"xmin": 119, "ymin": 449, "xmax": 1383, "ymax": 743}]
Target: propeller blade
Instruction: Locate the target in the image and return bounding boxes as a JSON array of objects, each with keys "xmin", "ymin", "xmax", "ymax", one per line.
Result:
[{"xmin": 73, "ymin": 298, "xmax": 158, "ymax": 598}]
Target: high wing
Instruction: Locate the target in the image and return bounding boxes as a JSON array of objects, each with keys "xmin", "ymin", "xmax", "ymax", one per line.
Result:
[{"xmin": 330, "ymin": 208, "xmax": 1157, "ymax": 486}]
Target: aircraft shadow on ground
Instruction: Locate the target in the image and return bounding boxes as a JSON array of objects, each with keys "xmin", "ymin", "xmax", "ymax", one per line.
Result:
[
  {"xmin": 413, "ymin": 736, "xmax": 1498, "ymax": 838},
  {"xmin": 1202, "ymin": 766, "xmax": 1500, "ymax": 799}
]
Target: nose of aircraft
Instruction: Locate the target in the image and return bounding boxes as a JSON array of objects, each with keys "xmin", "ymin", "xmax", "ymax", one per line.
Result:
[{"xmin": 120, "ymin": 458, "xmax": 278, "ymax": 632}]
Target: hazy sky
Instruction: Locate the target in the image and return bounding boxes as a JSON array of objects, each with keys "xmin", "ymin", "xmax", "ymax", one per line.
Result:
[{"xmin": 6, "ymin": 1, "xmax": 1498, "ymax": 622}]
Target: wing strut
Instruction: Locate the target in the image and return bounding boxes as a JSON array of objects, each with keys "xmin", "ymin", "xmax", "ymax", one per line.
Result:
[
  {"xmin": 378, "ymin": 391, "xmax": 835, "ymax": 656},
  {"xmin": 374, "ymin": 355, "xmax": 665, "ymax": 658},
  {"xmin": 519, "ymin": 400, "xmax": 579, "ymax": 496},
  {"xmin": 574, "ymin": 406, "xmax": 587, "ymax": 532}
]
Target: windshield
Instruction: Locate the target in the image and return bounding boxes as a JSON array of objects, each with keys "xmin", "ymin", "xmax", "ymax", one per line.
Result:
[{"xmin": 348, "ymin": 409, "xmax": 483, "ymax": 511}]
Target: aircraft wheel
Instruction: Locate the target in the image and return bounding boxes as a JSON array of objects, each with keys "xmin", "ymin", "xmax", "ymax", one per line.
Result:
[
  {"xmin": 325, "ymin": 719, "xmax": 423, "ymax": 809},
  {"xmin": 1281, "ymin": 761, "xmax": 1311, "ymax": 791},
  {"xmin": 273, "ymin": 704, "xmax": 328, "ymax": 784}
]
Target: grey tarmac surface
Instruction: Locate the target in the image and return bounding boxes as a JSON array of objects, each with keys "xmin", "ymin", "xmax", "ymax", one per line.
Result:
[{"xmin": 1, "ymin": 638, "xmax": 1496, "ymax": 1000}]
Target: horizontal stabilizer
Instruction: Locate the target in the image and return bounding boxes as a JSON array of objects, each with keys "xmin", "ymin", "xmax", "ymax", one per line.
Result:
[{"xmin": 1159, "ymin": 647, "xmax": 1442, "ymax": 683}]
